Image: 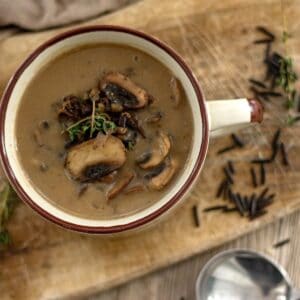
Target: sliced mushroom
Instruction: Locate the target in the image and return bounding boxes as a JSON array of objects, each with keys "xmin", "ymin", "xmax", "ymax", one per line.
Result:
[
  {"xmin": 99, "ymin": 170, "xmax": 118, "ymax": 184},
  {"xmin": 144, "ymin": 163, "xmax": 166, "ymax": 179},
  {"xmin": 119, "ymin": 112, "xmax": 145, "ymax": 138},
  {"xmin": 97, "ymin": 102, "xmax": 106, "ymax": 113},
  {"xmin": 136, "ymin": 151, "xmax": 151, "ymax": 164},
  {"xmin": 138, "ymin": 131, "xmax": 171, "ymax": 169},
  {"xmin": 111, "ymin": 102, "xmax": 124, "ymax": 112},
  {"xmin": 148, "ymin": 158, "xmax": 177, "ymax": 190},
  {"xmin": 107, "ymin": 171, "xmax": 135, "ymax": 200},
  {"xmin": 146, "ymin": 111, "xmax": 163, "ymax": 124},
  {"xmin": 116, "ymin": 127, "xmax": 128, "ymax": 135},
  {"xmin": 100, "ymin": 72, "xmax": 151, "ymax": 109},
  {"xmin": 170, "ymin": 76, "xmax": 182, "ymax": 107},
  {"xmin": 117, "ymin": 129, "xmax": 137, "ymax": 150},
  {"xmin": 65, "ymin": 135, "xmax": 126, "ymax": 181},
  {"xmin": 77, "ymin": 183, "xmax": 88, "ymax": 197},
  {"xmin": 58, "ymin": 95, "xmax": 92, "ymax": 121},
  {"xmin": 58, "ymin": 95, "xmax": 82, "ymax": 120},
  {"xmin": 124, "ymin": 184, "xmax": 146, "ymax": 194}
]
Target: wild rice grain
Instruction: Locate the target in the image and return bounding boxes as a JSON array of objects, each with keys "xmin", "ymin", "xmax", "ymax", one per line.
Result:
[
  {"xmin": 272, "ymin": 129, "xmax": 281, "ymax": 150},
  {"xmin": 251, "ymin": 167, "xmax": 258, "ymax": 187},
  {"xmin": 216, "ymin": 180, "xmax": 226, "ymax": 198},
  {"xmin": 250, "ymin": 209, "xmax": 267, "ymax": 220},
  {"xmin": 203, "ymin": 205, "xmax": 228, "ymax": 212},
  {"xmin": 238, "ymin": 194, "xmax": 248, "ymax": 212},
  {"xmin": 223, "ymin": 207, "xmax": 239, "ymax": 213},
  {"xmin": 243, "ymin": 196, "xmax": 250, "ymax": 211},
  {"xmin": 260, "ymin": 163, "xmax": 266, "ymax": 185},
  {"xmin": 192, "ymin": 205, "xmax": 200, "ymax": 227},
  {"xmin": 249, "ymin": 78, "xmax": 267, "ymax": 89},
  {"xmin": 250, "ymin": 198, "xmax": 258, "ymax": 217},
  {"xmin": 257, "ymin": 194, "xmax": 275, "ymax": 210},
  {"xmin": 273, "ymin": 238, "xmax": 290, "ymax": 248},
  {"xmin": 280, "ymin": 142, "xmax": 289, "ymax": 166},
  {"xmin": 228, "ymin": 160, "xmax": 235, "ymax": 174},
  {"xmin": 251, "ymin": 158, "xmax": 272, "ymax": 164},
  {"xmin": 260, "ymin": 91, "xmax": 282, "ymax": 97},
  {"xmin": 217, "ymin": 145, "xmax": 237, "ymax": 155},
  {"xmin": 257, "ymin": 187, "xmax": 269, "ymax": 202},
  {"xmin": 223, "ymin": 182, "xmax": 229, "ymax": 200},
  {"xmin": 253, "ymin": 38, "xmax": 274, "ymax": 44},
  {"xmin": 231, "ymin": 133, "xmax": 245, "ymax": 148},
  {"xmin": 256, "ymin": 26, "xmax": 275, "ymax": 40},
  {"xmin": 232, "ymin": 193, "xmax": 245, "ymax": 216},
  {"xmin": 224, "ymin": 167, "xmax": 234, "ymax": 185},
  {"xmin": 265, "ymin": 42, "xmax": 271, "ymax": 61}
]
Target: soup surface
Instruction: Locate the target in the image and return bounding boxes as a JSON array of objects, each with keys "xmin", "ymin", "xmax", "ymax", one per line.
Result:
[{"xmin": 16, "ymin": 44, "xmax": 193, "ymax": 219}]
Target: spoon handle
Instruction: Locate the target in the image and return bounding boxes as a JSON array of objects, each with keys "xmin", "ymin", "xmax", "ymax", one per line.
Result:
[{"xmin": 290, "ymin": 287, "xmax": 300, "ymax": 300}]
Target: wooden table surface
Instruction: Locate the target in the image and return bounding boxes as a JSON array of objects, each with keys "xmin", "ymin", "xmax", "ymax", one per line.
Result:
[
  {"xmin": 92, "ymin": 211, "xmax": 300, "ymax": 300},
  {"xmin": 62, "ymin": 0, "xmax": 300, "ymax": 298},
  {"xmin": 1, "ymin": 0, "xmax": 300, "ymax": 299}
]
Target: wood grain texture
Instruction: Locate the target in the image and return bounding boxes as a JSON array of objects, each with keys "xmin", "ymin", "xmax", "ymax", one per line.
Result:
[
  {"xmin": 93, "ymin": 211, "xmax": 300, "ymax": 300},
  {"xmin": 1, "ymin": 0, "xmax": 300, "ymax": 299}
]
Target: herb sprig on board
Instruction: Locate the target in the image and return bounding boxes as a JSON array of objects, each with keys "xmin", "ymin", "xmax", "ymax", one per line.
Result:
[
  {"xmin": 65, "ymin": 113, "xmax": 117, "ymax": 142},
  {"xmin": 250, "ymin": 26, "xmax": 299, "ymax": 125},
  {"xmin": 198, "ymin": 25, "xmax": 299, "ymax": 227},
  {"xmin": 0, "ymin": 181, "xmax": 19, "ymax": 248},
  {"xmin": 276, "ymin": 30, "xmax": 298, "ymax": 116}
]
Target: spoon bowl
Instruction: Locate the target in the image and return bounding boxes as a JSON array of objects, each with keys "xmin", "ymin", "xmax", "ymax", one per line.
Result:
[{"xmin": 195, "ymin": 249, "xmax": 300, "ymax": 300}]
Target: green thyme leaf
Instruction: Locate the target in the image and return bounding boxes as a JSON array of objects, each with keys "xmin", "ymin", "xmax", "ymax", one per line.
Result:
[
  {"xmin": 103, "ymin": 120, "xmax": 117, "ymax": 134},
  {"xmin": 0, "ymin": 182, "xmax": 19, "ymax": 247},
  {"xmin": 0, "ymin": 229, "xmax": 10, "ymax": 245},
  {"xmin": 126, "ymin": 141, "xmax": 135, "ymax": 151},
  {"xmin": 282, "ymin": 31, "xmax": 292, "ymax": 43},
  {"xmin": 65, "ymin": 113, "xmax": 117, "ymax": 142},
  {"xmin": 0, "ymin": 182, "xmax": 18, "ymax": 224},
  {"xmin": 277, "ymin": 57, "xmax": 298, "ymax": 92},
  {"xmin": 275, "ymin": 56, "xmax": 298, "ymax": 114},
  {"xmin": 286, "ymin": 115, "xmax": 300, "ymax": 126}
]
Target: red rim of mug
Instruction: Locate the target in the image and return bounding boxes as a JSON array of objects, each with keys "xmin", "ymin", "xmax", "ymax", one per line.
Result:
[{"xmin": 0, "ymin": 25, "xmax": 209, "ymax": 234}]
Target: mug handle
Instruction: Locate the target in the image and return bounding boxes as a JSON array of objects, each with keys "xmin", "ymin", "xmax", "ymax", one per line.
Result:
[{"xmin": 206, "ymin": 98, "xmax": 263, "ymax": 137}]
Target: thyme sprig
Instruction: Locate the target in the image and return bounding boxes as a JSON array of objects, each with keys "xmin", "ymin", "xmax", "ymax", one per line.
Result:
[
  {"xmin": 90, "ymin": 99, "xmax": 96, "ymax": 138},
  {"xmin": 0, "ymin": 181, "xmax": 19, "ymax": 247},
  {"xmin": 252, "ymin": 26, "xmax": 299, "ymax": 126},
  {"xmin": 282, "ymin": 31, "xmax": 292, "ymax": 43},
  {"xmin": 286, "ymin": 115, "xmax": 300, "ymax": 126},
  {"xmin": 65, "ymin": 113, "xmax": 117, "ymax": 142},
  {"xmin": 276, "ymin": 30, "xmax": 299, "ymax": 125},
  {"xmin": 276, "ymin": 56, "xmax": 298, "ymax": 109}
]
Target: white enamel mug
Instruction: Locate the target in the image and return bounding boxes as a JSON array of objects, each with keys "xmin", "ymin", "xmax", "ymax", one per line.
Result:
[{"xmin": 0, "ymin": 26, "xmax": 263, "ymax": 234}]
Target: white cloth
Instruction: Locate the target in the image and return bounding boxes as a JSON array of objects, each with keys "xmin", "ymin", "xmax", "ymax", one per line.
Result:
[{"xmin": 0, "ymin": 0, "xmax": 134, "ymax": 30}]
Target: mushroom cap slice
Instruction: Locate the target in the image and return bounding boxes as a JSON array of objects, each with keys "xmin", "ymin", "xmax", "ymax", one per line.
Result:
[
  {"xmin": 139, "ymin": 132, "xmax": 171, "ymax": 169},
  {"xmin": 148, "ymin": 158, "xmax": 178, "ymax": 190},
  {"xmin": 65, "ymin": 135, "xmax": 126, "ymax": 181},
  {"xmin": 101, "ymin": 72, "xmax": 151, "ymax": 109},
  {"xmin": 106, "ymin": 171, "xmax": 135, "ymax": 200},
  {"xmin": 169, "ymin": 76, "xmax": 182, "ymax": 107}
]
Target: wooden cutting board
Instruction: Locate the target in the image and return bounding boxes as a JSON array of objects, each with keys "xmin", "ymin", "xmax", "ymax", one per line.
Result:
[{"xmin": 1, "ymin": 0, "xmax": 300, "ymax": 299}]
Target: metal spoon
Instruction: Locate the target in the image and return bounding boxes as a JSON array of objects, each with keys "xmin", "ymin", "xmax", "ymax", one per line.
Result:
[{"xmin": 195, "ymin": 249, "xmax": 300, "ymax": 300}]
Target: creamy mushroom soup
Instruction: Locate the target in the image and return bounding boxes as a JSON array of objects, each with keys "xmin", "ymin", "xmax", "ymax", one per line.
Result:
[{"xmin": 15, "ymin": 44, "xmax": 193, "ymax": 219}]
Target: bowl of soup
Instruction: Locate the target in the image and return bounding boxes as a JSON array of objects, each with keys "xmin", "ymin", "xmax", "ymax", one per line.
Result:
[{"xmin": 0, "ymin": 26, "xmax": 262, "ymax": 234}]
